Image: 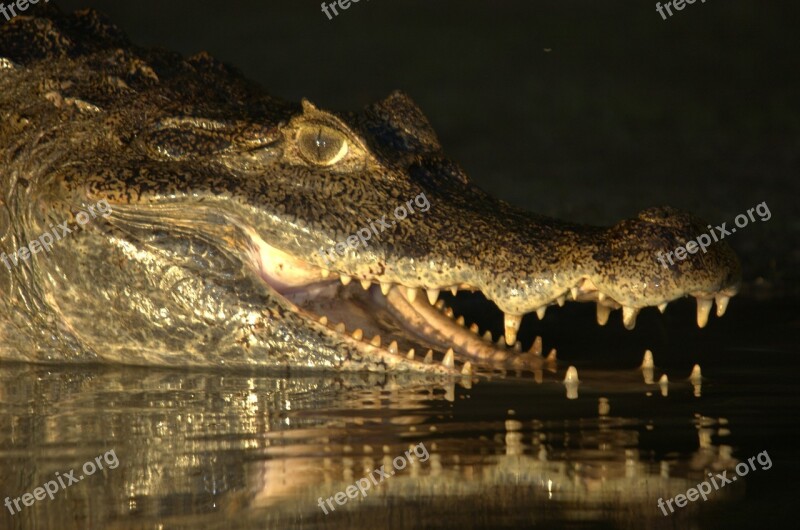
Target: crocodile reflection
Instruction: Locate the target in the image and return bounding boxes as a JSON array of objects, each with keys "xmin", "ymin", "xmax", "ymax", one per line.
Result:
[{"xmin": 0, "ymin": 365, "xmax": 743, "ymax": 529}]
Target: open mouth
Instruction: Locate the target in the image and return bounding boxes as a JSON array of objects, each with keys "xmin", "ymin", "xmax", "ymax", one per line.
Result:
[{"xmin": 247, "ymin": 231, "xmax": 736, "ymax": 375}]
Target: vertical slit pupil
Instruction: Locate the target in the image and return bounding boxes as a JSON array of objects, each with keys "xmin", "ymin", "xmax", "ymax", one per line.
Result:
[{"xmin": 315, "ymin": 128, "xmax": 326, "ymax": 159}]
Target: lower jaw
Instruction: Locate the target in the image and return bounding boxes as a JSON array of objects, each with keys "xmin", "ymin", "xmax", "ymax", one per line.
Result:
[{"xmin": 247, "ymin": 232, "xmax": 522, "ymax": 373}]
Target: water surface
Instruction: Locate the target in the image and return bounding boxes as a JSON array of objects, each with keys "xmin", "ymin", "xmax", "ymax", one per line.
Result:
[{"xmin": 1, "ymin": 297, "xmax": 796, "ymax": 529}]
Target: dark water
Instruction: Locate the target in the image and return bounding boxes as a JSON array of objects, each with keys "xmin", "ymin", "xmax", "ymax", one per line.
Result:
[{"xmin": 1, "ymin": 297, "xmax": 797, "ymax": 529}]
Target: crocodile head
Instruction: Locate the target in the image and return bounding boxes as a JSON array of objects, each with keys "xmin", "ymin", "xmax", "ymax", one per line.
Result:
[{"xmin": 0, "ymin": 9, "xmax": 740, "ymax": 372}]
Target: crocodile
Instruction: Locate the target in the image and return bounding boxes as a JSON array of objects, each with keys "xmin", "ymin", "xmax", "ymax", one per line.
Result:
[{"xmin": 0, "ymin": 7, "xmax": 740, "ymax": 373}]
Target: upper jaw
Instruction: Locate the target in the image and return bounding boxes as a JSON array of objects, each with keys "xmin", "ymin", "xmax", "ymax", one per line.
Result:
[{"xmin": 297, "ymin": 199, "xmax": 740, "ymax": 332}]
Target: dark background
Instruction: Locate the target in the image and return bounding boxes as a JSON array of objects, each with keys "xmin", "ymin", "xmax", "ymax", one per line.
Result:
[{"xmin": 53, "ymin": 0, "xmax": 798, "ymax": 294}]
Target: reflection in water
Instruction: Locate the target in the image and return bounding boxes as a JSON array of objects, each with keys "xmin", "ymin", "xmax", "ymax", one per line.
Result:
[{"xmin": 0, "ymin": 361, "xmax": 746, "ymax": 529}]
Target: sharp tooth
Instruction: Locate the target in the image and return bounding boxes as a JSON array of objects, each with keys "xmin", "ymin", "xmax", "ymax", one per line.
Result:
[
  {"xmin": 444, "ymin": 307, "xmax": 454, "ymax": 318},
  {"xmin": 659, "ymin": 374, "xmax": 669, "ymax": 384},
  {"xmin": 714, "ymin": 295, "xmax": 730, "ymax": 317},
  {"xmin": 546, "ymin": 348, "xmax": 557, "ymax": 362},
  {"xmin": 597, "ymin": 292, "xmax": 606, "ymax": 302},
  {"xmin": 426, "ymin": 289, "xmax": 440, "ymax": 305},
  {"xmin": 536, "ymin": 306, "xmax": 547, "ymax": 320},
  {"xmin": 406, "ymin": 348, "xmax": 415, "ymax": 360},
  {"xmin": 340, "ymin": 275, "xmax": 352, "ymax": 286},
  {"xmin": 658, "ymin": 303, "xmax": 668, "ymax": 313},
  {"xmin": 445, "ymin": 383, "xmax": 455, "ymax": 402},
  {"xmin": 641, "ymin": 349, "xmax": 654, "ymax": 369},
  {"xmin": 563, "ymin": 366, "xmax": 579, "ymax": 383},
  {"xmin": 496, "ymin": 336, "xmax": 505, "ymax": 346},
  {"xmin": 461, "ymin": 361, "xmax": 472, "ymax": 375},
  {"xmin": 388, "ymin": 340, "xmax": 398, "ymax": 354},
  {"xmin": 570, "ymin": 287, "xmax": 579, "ymax": 300},
  {"xmin": 504, "ymin": 313, "xmax": 522, "ymax": 346},
  {"xmin": 370, "ymin": 335, "xmax": 381, "ymax": 347},
  {"xmin": 380, "ymin": 282, "xmax": 392, "ymax": 295},
  {"xmin": 443, "ymin": 348, "xmax": 455, "ymax": 368},
  {"xmin": 596, "ymin": 304, "xmax": 611, "ymax": 326},
  {"xmin": 450, "ymin": 287, "xmax": 458, "ymax": 296},
  {"xmin": 335, "ymin": 322, "xmax": 346, "ymax": 333},
  {"xmin": 513, "ymin": 341, "xmax": 522, "ymax": 352},
  {"xmin": 556, "ymin": 295, "xmax": 565, "ymax": 307},
  {"xmin": 622, "ymin": 306, "xmax": 639, "ymax": 330},
  {"xmin": 406, "ymin": 288, "xmax": 418, "ymax": 303},
  {"xmin": 360, "ymin": 279, "xmax": 371, "ymax": 290},
  {"xmin": 319, "ymin": 315, "xmax": 329, "ymax": 326},
  {"xmin": 483, "ymin": 330, "xmax": 493, "ymax": 342},
  {"xmin": 469, "ymin": 323, "xmax": 480, "ymax": 334},
  {"xmin": 696, "ymin": 298, "xmax": 713, "ymax": 328},
  {"xmin": 424, "ymin": 349, "xmax": 433, "ymax": 363},
  {"xmin": 690, "ymin": 364, "xmax": 702, "ymax": 382},
  {"xmin": 435, "ymin": 299, "xmax": 445, "ymax": 310},
  {"xmin": 455, "ymin": 316, "xmax": 465, "ymax": 326},
  {"xmin": 352, "ymin": 328, "xmax": 363, "ymax": 340},
  {"xmin": 530, "ymin": 336, "xmax": 542, "ymax": 355},
  {"xmin": 321, "ymin": 269, "xmax": 330, "ymax": 278}
]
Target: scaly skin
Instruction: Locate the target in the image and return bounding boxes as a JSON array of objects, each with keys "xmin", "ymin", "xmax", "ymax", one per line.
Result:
[{"xmin": 0, "ymin": 8, "xmax": 740, "ymax": 373}]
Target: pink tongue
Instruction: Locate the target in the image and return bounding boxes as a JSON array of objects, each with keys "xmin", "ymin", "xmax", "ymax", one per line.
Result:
[{"xmin": 247, "ymin": 230, "xmax": 327, "ymax": 293}]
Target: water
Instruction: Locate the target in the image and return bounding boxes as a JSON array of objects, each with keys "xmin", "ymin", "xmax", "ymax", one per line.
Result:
[{"xmin": 1, "ymin": 297, "xmax": 796, "ymax": 529}]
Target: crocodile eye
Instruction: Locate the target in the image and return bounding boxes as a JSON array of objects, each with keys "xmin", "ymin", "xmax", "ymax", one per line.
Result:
[{"xmin": 297, "ymin": 125, "xmax": 348, "ymax": 166}]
